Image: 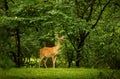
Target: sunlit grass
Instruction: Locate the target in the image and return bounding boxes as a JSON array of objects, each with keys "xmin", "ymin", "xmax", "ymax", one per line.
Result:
[{"xmin": 0, "ymin": 68, "xmax": 119, "ymax": 79}]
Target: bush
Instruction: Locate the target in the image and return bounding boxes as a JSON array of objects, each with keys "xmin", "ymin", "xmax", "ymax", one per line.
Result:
[{"xmin": 0, "ymin": 54, "xmax": 15, "ymax": 69}]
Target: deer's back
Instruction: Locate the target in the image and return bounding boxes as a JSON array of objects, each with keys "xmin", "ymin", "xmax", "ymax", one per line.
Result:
[{"xmin": 40, "ymin": 47, "xmax": 55, "ymax": 57}]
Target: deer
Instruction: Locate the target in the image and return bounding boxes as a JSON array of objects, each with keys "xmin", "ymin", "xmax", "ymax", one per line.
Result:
[{"xmin": 39, "ymin": 35, "xmax": 64, "ymax": 68}]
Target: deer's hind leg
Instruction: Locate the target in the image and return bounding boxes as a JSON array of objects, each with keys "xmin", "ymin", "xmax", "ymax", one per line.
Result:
[
  {"xmin": 44, "ymin": 58, "xmax": 48, "ymax": 68},
  {"xmin": 39, "ymin": 56, "xmax": 44, "ymax": 68}
]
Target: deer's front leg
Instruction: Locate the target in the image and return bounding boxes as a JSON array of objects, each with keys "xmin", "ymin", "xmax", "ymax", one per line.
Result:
[{"xmin": 52, "ymin": 56, "xmax": 56, "ymax": 68}]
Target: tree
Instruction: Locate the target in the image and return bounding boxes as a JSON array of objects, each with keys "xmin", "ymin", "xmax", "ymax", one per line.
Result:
[
  {"xmin": 57, "ymin": 0, "xmax": 112, "ymax": 67},
  {"xmin": 0, "ymin": 0, "xmax": 119, "ymax": 68}
]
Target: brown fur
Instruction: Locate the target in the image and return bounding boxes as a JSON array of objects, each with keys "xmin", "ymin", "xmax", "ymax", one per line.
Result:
[{"xmin": 39, "ymin": 36, "xmax": 64, "ymax": 68}]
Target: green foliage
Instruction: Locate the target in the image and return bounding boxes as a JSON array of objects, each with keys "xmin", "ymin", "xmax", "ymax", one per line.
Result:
[
  {"xmin": 0, "ymin": 54, "xmax": 15, "ymax": 69},
  {"xmin": 0, "ymin": 0, "xmax": 120, "ymax": 69}
]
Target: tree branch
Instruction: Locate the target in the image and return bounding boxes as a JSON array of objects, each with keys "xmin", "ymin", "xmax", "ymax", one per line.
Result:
[
  {"xmin": 86, "ymin": 0, "xmax": 95, "ymax": 22},
  {"xmin": 75, "ymin": 0, "xmax": 91, "ymax": 19},
  {"xmin": 74, "ymin": 0, "xmax": 81, "ymax": 19},
  {"xmin": 85, "ymin": 0, "xmax": 112, "ymax": 38},
  {"xmin": 81, "ymin": 3, "xmax": 90, "ymax": 19},
  {"xmin": 3, "ymin": 0, "xmax": 8, "ymax": 11},
  {"xmin": 91, "ymin": 0, "xmax": 112, "ymax": 29},
  {"xmin": 10, "ymin": 0, "xmax": 14, "ymax": 3},
  {"xmin": 62, "ymin": 25, "xmax": 78, "ymax": 52}
]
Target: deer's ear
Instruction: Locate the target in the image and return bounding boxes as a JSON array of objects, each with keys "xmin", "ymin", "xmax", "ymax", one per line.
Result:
[{"xmin": 61, "ymin": 36, "xmax": 64, "ymax": 39}]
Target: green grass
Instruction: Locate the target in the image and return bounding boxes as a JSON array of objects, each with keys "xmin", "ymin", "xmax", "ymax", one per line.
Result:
[{"xmin": 0, "ymin": 68, "xmax": 119, "ymax": 79}]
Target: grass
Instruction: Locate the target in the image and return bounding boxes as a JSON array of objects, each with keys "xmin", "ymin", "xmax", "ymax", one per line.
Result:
[{"xmin": 0, "ymin": 68, "xmax": 119, "ymax": 79}]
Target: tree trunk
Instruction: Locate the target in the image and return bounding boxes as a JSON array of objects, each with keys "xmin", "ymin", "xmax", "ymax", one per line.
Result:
[
  {"xmin": 75, "ymin": 32, "xmax": 86, "ymax": 67},
  {"xmin": 76, "ymin": 51, "xmax": 80, "ymax": 67},
  {"xmin": 15, "ymin": 22, "xmax": 22, "ymax": 67}
]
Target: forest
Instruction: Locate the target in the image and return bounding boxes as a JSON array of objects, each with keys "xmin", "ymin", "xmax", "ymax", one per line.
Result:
[{"xmin": 0, "ymin": 0, "xmax": 120, "ymax": 79}]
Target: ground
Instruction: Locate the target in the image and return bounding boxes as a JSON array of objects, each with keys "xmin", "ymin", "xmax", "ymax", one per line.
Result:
[{"xmin": 0, "ymin": 68, "xmax": 119, "ymax": 79}]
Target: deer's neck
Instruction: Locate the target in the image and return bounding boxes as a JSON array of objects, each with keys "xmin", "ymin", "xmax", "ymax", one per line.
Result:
[{"xmin": 55, "ymin": 41, "xmax": 61, "ymax": 50}]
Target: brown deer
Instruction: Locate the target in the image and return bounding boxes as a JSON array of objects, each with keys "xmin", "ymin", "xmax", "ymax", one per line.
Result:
[{"xmin": 39, "ymin": 36, "xmax": 64, "ymax": 68}]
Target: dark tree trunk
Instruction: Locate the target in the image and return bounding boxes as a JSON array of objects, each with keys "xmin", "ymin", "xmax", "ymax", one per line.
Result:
[
  {"xmin": 67, "ymin": 52, "xmax": 73, "ymax": 68},
  {"xmin": 10, "ymin": 51, "xmax": 17, "ymax": 65},
  {"xmin": 3, "ymin": 0, "xmax": 8, "ymax": 11},
  {"xmin": 76, "ymin": 50, "xmax": 80, "ymax": 67},
  {"xmin": 75, "ymin": 31, "xmax": 86, "ymax": 67},
  {"xmin": 15, "ymin": 22, "xmax": 22, "ymax": 67}
]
